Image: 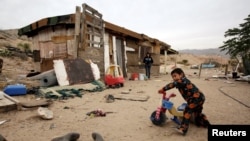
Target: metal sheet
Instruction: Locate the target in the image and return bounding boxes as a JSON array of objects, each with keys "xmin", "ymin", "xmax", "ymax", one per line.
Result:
[{"xmin": 63, "ymin": 58, "xmax": 95, "ymax": 85}]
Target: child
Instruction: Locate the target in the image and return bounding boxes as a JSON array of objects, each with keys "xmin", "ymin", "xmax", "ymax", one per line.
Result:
[{"xmin": 158, "ymin": 68, "xmax": 210, "ymax": 135}]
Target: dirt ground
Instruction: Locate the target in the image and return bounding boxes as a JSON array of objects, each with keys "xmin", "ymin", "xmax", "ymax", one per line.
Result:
[{"xmin": 0, "ymin": 64, "xmax": 250, "ymax": 141}]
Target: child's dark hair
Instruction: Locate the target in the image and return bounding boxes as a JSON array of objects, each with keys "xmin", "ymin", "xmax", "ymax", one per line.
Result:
[{"xmin": 171, "ymin": 68, "xmax": 185, "ymax": 76}]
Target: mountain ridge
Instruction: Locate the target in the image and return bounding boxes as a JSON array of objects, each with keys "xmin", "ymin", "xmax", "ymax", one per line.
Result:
[{"xmin": 178, "ymin": 48, "xmax": 230, "ymax": 58}]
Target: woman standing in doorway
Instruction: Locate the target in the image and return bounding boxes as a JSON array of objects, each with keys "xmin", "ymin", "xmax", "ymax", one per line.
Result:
[{"xmin": 143, "ymin": 52, "xmax": 153, "ymax": 79}]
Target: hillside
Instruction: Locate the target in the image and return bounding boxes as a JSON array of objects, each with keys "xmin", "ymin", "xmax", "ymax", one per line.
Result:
[
  {"xmin": 160, "ymin": 53, "xmax": 229, "ymax": 70},
  {"xmin": 178, "ymin": 48, "xmax": 230, "ymax": 58},
  {"xmin": 0, "ymin": 29, "xmax": 31, "ymax": 48},
  {"xmin": 0, "ymin": 29, "xmax": 34, "ymax": 88}
]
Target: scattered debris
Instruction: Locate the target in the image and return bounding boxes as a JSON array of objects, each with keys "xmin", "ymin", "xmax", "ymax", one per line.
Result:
[
  {"xmin": 235, "ymin": 75, "xmax": 250, "ymax": 83},
  {"xmin": 38, "ymin": 81, "xmax": 106, "ymax": 100},
  {"xmin": 86, "ymin": 109, "xmax": 107, "ymax": 117},
  {"xmin": 137, "ymin": 91, "xmax": 145, "ymax": 93},
  {"xmin": 45, "ymin": 88, "xmax": 83, "ymax": 99},
  {"xmin": 26, "ymin": 86, "xmax": 40, "ymax": 95},
  {"xmin": 104, "ymin": 94, "xmax": 115, "ymax": 103},
  {"xmin": 3, "ymin": 84, "xmax": 27, "ymax": 96},
  {"xmin": 190, "ymin": 65, "xmax": 199, "ymax": 69},
  {"xmin": 113, "ymin": 94, "xmax": 149, "ymax": 101},
  {"xmin": 0, "ymin": 120, "xmax": 8, "ymax": 125},
  {"xmin": 51, "ymin": 132, "xmax": 80, "ymax": 141},
  {"xmin": 26, "ymin": 70, "xmax": 40, "ymax": 77},
  {"xmin": 63, "ymin": 106, "xmax": 70, "ymax": 109},
  {"xmin": 49, "ymin": 123, "xmax": 56, "ymax": 130},
  {"xmin": 0, "ymin": 93, "xmax": 22, "ymax": 112},
  {"xmin": 211, "ymin": 75, "xmax": 228, "ymax": 79},
  {"xmin": 28, "ymin": 69, "xmax": 58, "ymax": 87},
  {"xmin": 37, "ymin": 107, "xmax": 53, "ymax": 120},
  {"xmin": 121, "ymin": 90, "xmax": 130, "ymax": 94},
  {"xmin": 205, "ymin": 74, "xmax": 229, "ymax": 81},
  {"xmin": 86, "ymin": 109, "xmax": 115, "ymax": 117},
  {"xmin": 21, "ymin": 99, "xmax": 53, "ymax": 108},
  {"xmin": 224, "ymin": 80, "xmax": 234, "ymax": 84},
  {"xmin": 0, "ymin": 91, "xmax": 3, "ymax": 100},
  {"xmin": 89, "ymin": 60, "xmax": 101, "ymax": 81},
  {"xmin": 54, "ymin": 58, "xmax": 95, "ymax": 86}
]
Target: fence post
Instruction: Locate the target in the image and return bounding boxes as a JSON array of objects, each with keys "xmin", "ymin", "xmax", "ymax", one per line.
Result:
[{"xmin": 198, "ymin": 63, "xmax": 202, "ymax": 78}]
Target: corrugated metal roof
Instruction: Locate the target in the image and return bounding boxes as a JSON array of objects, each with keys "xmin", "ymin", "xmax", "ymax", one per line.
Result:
[
  {"xmin": 18, "ymin": 14, "xmax": 75, "ymax": 36},
  {"xmin": 18, "ymin": 13, "xmax": 175, "ymax": 52}
]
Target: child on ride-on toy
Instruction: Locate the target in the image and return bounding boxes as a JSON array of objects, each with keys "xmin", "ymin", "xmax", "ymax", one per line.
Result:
[{"xmin": 158, "ymin": 68, "xmax": 210, "ymax": 135}]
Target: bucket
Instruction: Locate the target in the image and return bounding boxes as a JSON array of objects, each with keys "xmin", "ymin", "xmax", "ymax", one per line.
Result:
[
  {"xmin": 162, "ymin": 100, "xmax": 173, "ymax": 109},
  {"xmin": 139, "ymin": 73, "xmax": 144, "ymax": 80},
  {"xmin": 131, "ymin": 73, "xmax": 139, "ymax": 80}
]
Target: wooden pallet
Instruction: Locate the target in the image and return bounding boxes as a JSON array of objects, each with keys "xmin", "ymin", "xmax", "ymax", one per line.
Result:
[{"xmin": 0, "ymin": 93, "xmax": 21, "ymax": 112}]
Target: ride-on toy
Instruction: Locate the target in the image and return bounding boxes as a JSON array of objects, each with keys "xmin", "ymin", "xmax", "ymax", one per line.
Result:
[
  {"xmin": 150, "ymin": 91, "xmax": 188, "ymax": 126},
  {"xmin": 104, "ymin": 65, "xmax": 125, "ymax": 88}
]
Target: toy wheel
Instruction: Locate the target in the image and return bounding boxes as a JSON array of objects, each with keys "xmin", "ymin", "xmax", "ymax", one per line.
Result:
[
  {"xmin": 120, "ymin": 83, "xmax": 124, "ymax": 87},
  {"xmin": 150, "ymin": 110, "xmax": 167, "ymax": 126},
  {"xmin": 115, "ymin": 84, "xmax": 120, "ymax": 88}
]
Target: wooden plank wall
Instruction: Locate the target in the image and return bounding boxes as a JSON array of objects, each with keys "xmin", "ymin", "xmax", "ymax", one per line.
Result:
[{"xmin": 31, "ymin": 25, "xmax": 75, "ymax": 72}]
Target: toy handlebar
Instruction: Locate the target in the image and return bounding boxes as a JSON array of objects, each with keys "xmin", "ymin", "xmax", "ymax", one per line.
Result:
[{"xmin": 158, "ymin": 91, "xmax": 176, "ymax": 100}]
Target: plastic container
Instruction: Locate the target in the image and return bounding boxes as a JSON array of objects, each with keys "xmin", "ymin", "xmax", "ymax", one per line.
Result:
[
  {"xmin": 131, "ymin": 73, "xmax": 139, "ymax": 80},
  {"xmin": 3, "ymin": 84, "xmax": 27, "ymax": 96},
  {"xmin": 139, "ymin": 73, "xmax": 144, "ymax": 80}
]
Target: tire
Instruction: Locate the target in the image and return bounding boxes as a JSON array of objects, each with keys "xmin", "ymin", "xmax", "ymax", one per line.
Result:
[{"xmin": 150, "ymin": 110, "xmax": 167, "ymax": 126}]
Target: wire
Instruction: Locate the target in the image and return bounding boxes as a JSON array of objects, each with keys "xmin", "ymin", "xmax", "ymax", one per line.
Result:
[{"xmin": 218, "ymin": 85, "xmax": 250, "ymax": 108}]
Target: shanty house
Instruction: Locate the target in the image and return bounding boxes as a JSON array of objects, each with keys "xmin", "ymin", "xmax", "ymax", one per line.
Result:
[{"xmin": 18, "ymin": 3, "xmax": 177, "ymax": 79}]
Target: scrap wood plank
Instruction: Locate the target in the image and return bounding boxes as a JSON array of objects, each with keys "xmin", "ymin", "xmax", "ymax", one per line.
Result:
[
  {"xmin": 0, "ymin": 95, "xmax": 15, "ymax": 107},
  {"xmin": 20, "ymin": 99, "xmax": 53, "ymax": 108},
  {"xmin": 113, "ymin": 94, "xmax": 150, "ymax": 101},
  {"xmin": 0, "ymin": 93, "xmax": 21, "ymax": 112},
  {"xmin": 3, "ymin": 94, "xmax": 22, "ymax": 110}
]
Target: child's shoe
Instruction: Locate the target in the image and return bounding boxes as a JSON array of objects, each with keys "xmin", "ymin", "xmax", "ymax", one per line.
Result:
[
  {"xmin": 203, "ymin": 120, "xmax": 211, "ymax": 128},
  {"xmin": 174, "ymin": 127, "xmax": 187, "ymax": 136}
]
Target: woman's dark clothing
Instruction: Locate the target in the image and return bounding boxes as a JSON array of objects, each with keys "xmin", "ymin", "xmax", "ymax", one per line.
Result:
[{"xmin": 143, "ymin": 56, "xmax": 153, "ymax": 79}]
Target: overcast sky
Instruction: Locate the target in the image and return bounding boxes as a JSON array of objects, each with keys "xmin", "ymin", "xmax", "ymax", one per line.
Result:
[{"xmin": 0, "ymin": 0, "xmax": 250, "ymax": 50}]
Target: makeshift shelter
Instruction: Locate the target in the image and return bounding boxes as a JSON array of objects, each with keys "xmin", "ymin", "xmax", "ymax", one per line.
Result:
[{"xmin": 18, "ymin": 3, "xmax": 178, "ymax": 79}]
